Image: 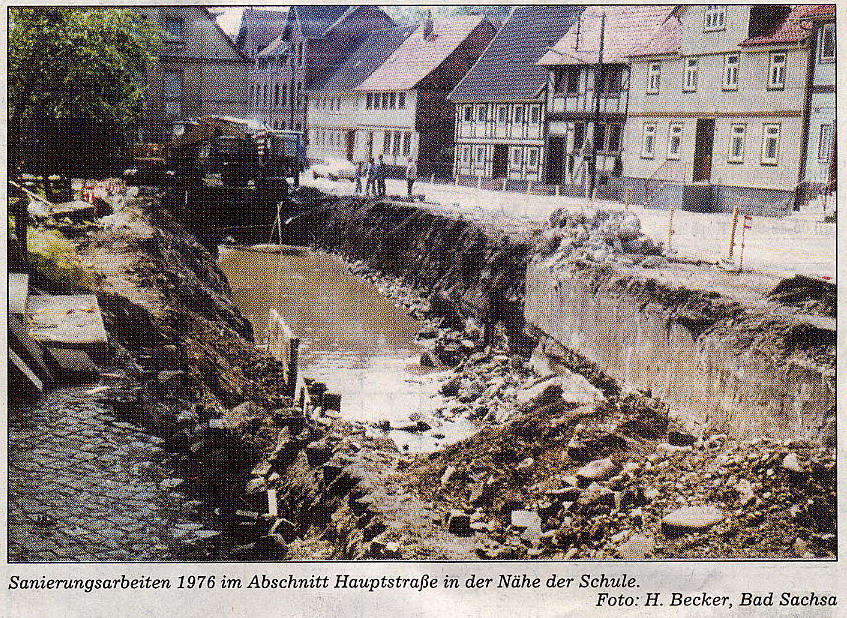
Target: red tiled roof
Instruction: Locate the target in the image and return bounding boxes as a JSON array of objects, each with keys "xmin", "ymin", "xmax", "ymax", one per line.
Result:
[
  {"xmin": 740, "ymin": 4, "xmax": 830, "ymax": 46},
  {"xmin": 538, "ymin": 5, "xmax": 677, "ymax": 65},
  {"xmin": 356, "ymin": 15, "xmax": 488, "ymax": 91}
]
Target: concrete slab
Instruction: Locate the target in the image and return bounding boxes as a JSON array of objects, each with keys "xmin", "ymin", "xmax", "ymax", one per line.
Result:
[
  {"xmin": 9, "ymin": 313, "xmax": 51, "ymax": 382},
  {"xmin": 27, "ymin": 294, "xmax": 108, "ymax": 348},
  {"xmin": 9, "ymin": 273, "xmax": 29, "ymax": 315},
  {"xmin": 46, "ymin": 347, "xmax": 99, "ymax": 376},
  {"xmin": 10, "ymin": 349, "xmax": 43, "ymax": 394}
]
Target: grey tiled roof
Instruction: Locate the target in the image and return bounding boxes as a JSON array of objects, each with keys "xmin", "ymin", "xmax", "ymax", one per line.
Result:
[
  {"xmin": 293, "ymin": 5, "xmax": 352, "ymax": 38},
  {"xmin": 448, "ymin": 5, "xmax": 584, "ymax": 102},
  {"xmin": 311, "ymin": 25, "xmax": 417, "ymax": 93}
]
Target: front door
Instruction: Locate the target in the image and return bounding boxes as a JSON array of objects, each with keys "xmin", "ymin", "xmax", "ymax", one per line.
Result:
[
  {"xmin": 492, "ymin": 144, "xmax": 509, "ymax": 178},
  {"xmin": 547, "ymin": 136, "xmax": 566, "ymax": 184},
  {"xmin": 346, "ymin": 131, "xmax": 355, "ymax": 161},
  {"xmin": 693, "ymin": 118, "xmax": 715, "ymax": 182}
]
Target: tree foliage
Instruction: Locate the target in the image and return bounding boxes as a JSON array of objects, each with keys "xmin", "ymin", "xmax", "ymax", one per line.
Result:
[{"xmin": 9, "ymin": 8, "xmax": 159, "ymax": 175}]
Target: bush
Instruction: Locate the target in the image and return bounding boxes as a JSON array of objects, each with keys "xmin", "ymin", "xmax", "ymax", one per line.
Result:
[{"xmin": 26, "ymin": 225, "xmax": 95, "ymax": 287}]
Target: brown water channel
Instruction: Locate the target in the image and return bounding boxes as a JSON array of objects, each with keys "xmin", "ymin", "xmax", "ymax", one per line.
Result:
[{"xmin": 218, "ymin": 247, "xmax": 476, "ymax": 452}]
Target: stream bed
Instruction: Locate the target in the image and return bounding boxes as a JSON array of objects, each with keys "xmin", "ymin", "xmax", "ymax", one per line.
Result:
[{"xmin": 218, "ymin": 246, "xmax": 477, "ymax": 452}]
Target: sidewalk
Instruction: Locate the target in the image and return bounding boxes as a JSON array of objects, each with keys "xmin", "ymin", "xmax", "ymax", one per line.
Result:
[{"xmin": 303, "ymin": 174, "xmax": 836, "ymax": 282}]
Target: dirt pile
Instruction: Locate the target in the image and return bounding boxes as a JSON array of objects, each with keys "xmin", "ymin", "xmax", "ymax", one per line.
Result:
[
  {"xmin": 536, "ymin": 208, "xmax": 665, "ymax": 269},
  {"xmin": 397, "ymin": 382, "xmax": 835, "ymax": 560}
]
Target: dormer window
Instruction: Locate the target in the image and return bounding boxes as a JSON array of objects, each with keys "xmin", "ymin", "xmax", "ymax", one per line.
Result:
[
  {"xmin": 164, "ymin": 16, "xmax": 184, "ymax": 39},
  {"xmin": 704, "ymin": 5, "xmax": 726, "ymax": 32}
]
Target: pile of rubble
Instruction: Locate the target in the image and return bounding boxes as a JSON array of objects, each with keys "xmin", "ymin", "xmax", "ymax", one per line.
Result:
[{"xmin": 536, "ymin": 208, "xmax": 666, "ymax": 269}]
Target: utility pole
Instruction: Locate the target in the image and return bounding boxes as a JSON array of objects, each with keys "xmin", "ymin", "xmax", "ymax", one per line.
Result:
[{"xmin": 587, "ymin": 12, "xmax": 605, "ymax": 200}]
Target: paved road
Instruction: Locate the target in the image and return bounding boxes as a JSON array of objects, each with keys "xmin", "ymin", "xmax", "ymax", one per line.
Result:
[
  {"xmin": 304, "ymin": 174, "xmax": 835, "ymax": 282},
  {"xmin": 8, "ymin": 387, "xmax": 218, "ymax": 562}
]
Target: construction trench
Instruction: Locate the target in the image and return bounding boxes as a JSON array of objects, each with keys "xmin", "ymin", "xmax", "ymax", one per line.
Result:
[{"xmin": 8, "ymin": 185, "xmax": 835, "ymax": 561}]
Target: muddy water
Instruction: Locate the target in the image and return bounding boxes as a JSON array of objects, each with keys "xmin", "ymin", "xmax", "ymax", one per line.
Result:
[{"xmin": 218, "ymin": 247, "xmax": 476, "ymax": 452}]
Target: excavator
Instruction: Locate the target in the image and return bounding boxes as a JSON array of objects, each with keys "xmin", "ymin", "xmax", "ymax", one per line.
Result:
[{"xmin": 126, "ymin": 116, "xmax": 305, "ymax": 190}]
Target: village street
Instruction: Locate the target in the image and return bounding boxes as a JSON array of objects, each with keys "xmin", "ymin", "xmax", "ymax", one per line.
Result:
[{"xmin": 304, "ymin": 174, "xmax": 836, "ymax": 283}]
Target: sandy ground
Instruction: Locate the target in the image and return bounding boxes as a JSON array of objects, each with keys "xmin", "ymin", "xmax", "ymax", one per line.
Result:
[{"xmin": 303, "ymin": 175, "xmax": 835, "ymax": 282}]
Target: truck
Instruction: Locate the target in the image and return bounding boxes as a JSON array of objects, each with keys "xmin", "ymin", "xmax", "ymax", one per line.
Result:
[{"xmin": 126, "ymin": 116, "xmax": 305, "ymax": 189}]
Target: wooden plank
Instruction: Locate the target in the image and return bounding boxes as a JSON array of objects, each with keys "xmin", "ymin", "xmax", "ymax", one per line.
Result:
[
  {"xmin": 9, "ymin": 273, "xmax": 29, "ymax": 315},
  {"xmin": 27, "ymin": 294, "xmax": 108, "ymax": 347},
  {"xmin": 10, "ymin": 349, "xmax": 44, "ymax": 394},
  {"xmin": 9, "ymin": 313, "xmax": 51, "ymax": 382}
]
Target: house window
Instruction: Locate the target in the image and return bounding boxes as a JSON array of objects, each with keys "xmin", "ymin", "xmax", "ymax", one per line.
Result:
[
  {"xmin": 398, "ymin": 92, "xmax": 406, "ymax": 109},
  {"xmin": 274, "ymin": 83, "xmax": 280, "ymax": 106},
  {"xmin": 667, "ymin": 123, "xmax": 683, "ymax": 159},
  {"xmin": 281, "ymin": 83, "xmax": 287, "ymax": 107},
  {"xmin": 683, "ymin": 58, "xmax": 698, "ymax": 92},
  {"xmin": 728, "ymin": 124, "xmax": 746, "ymax": 162},
  {"xmin": 819, "ymin": 22, "xmax": 835, "ymax": 62},
  {"xmin": 476, "ymin": 146, "xmax": 485, "ymax": 164},
  {"xmin": 601, "ymin": 66, "xmax": 623, "ymax": 95},
  {"xmin": 164, "ymin": 16, "xmax": 184, "ymax": 39},
  {"xmin": 647, "ymin": 63, "xmax": 661, "ymax": 94},
  {"xmin": 530, "ymin": 106, "xmax": 540, "ymax": 123},
  {"xmin": 556, "ymin": 67, "xmax": 580, "ymax": 94},
  {"xmin": 477, "ymin": 105, "xmax": 487, "ymax": 122},
  {"xmin": 381, "ymin": 92, "xmax": 389, "ymax": 108},
  {"xmin": 403, "ymin": 132, "xmax": 412, "ymax": 156},
  {"xmin": 607, "ymin": 123, "xmax": 622, "ymax": 153},
  {"xmin": 768, "ymin": 52, "xmax": 786, "ymax": 89},
  {"xmin": 463, "ymin": 105, "xmax": 473, "ymax": 121},
  {"xmin": 389, "ymin": 92, "xmax": 397, "ymax": 109},
  {"xmin": 462, "ymin": 146, "xmax": 471, "ymax": 163},
  {"xmin": 366, "ymin": 93, "xmax": 373, "ymax": 109},
  {"xmin": 594, "ymin": 123, "xmax": 606, "ymax": 152},
  {"xmin": 723, "ymin": 54, "xmax": 739, "ymax": 90},
  {"xmin": 511, "ymin": 147, "xmax": 523, "ymax": 165},
  {"xmin": 704, "ymin": 5, "xmax": 726, "ymax": 31},
  {"xmin": 384, "ymin": 132, "xmax": 392, "ymax": 154},
  {"xmin": 497, "ymin": 106, "xmax": 507, "ymax": 123},
  {"xmin": 641, "ymin": 123, "xmax": 657, "ymax": 158},
  {"xmin": 513, "ymin": 105, "xmax": 524, "ymax": 123},
  {"xmin": 818, "ymin": 124, "xmax": 833, "ymax": 162},
  {"xmin": 528, "ymin": 148, "xmax": 538, "ymax": 166},
  {"xmin": 163, "ymin": 70, "xmax": 182, "ymax": 99},
  {"xmin": 761, "ymin": 123, "xmax": 781, "ymax": 164}
]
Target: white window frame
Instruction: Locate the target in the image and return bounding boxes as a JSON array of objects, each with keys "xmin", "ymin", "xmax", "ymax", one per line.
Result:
[
  {"xmin": 667, "ymin": 123, "xmax": 683, "ymax": 160},
  {"xmin": 511, "ymin": 146, "xmax": 523, "ymax": 165},
  {"xmin": 728, "ymin": 124, "xmax": 745, "ymax": 163},
  {"xmin": 818, "ymin": 124, "xmax": 833, "ymax": 162},
  {"xmin": 513, "ymin": 105, "xmax": 524, "ymax": 124},
  {"xmin": 476, "ymin": 146, "xmax": 486, "ymax": 164},
  {"xmin": 819, "ymin": 22, "xmax": 835, "ymax": 63},
  {"xmin": 530, "ymin": 105, "xmax": 540, "ymax": 124},
  {"xmin": 463, "ymin": 105, "xmax": 473, "ymax": 122},
  {"xmin": 641, "ymin": 123, "xmax": 657, "ymax": 159},
  {"xmin": 683, "ymin": 58, "xmax": 698, "ymax": 92},
  {"xmin": 722, "ymin": 54, "xmax": 739, "ymax": 90},
  {"xmin": 761, "ymin": 123, "xmax": 781, "ymax": 165},
  {"xmin": 704, "ymin": 5, "xmax": 726, "ymax": 32},
  {"xmin": 527, "ymin": 148, "xmax": 539, "ymax": 167},
  {"xmin": 768, "ymin": 52, "xmax": 786, "ymax": 89},
  {"xmin": 647, "ymin": 62, "xmax": 661, "ymax": 94}
]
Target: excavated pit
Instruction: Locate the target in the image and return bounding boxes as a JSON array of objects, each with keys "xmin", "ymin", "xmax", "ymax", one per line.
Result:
[{"xmin": 16, "ymin": 187, "xmax": 833, "ymax": 561}]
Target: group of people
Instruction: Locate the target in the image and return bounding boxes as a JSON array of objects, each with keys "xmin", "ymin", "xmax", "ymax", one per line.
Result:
[{"xmin": 354, "ymin": 155, "xmax": 418, "ymax": 198}]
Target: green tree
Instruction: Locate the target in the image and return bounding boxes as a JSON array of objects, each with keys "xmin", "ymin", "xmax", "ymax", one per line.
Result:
[{"xmin": 8, "ymin": 8, "xmax": 159, "ymax": 179}]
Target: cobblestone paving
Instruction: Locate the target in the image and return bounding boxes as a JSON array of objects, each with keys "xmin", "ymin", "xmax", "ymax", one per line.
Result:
[{"xmin": 8, "ymin": 387, "xmax": 214, "ymax": 562}]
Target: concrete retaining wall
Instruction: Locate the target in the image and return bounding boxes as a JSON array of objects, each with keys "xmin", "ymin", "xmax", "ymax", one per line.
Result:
[{"xmin": 525, "ymin": 263, "xmax": 834, "ymax": 441}]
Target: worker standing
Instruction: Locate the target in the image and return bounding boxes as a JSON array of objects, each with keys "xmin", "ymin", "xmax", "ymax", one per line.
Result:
[
  {"xmin": 405, "ymin": 157, "xmax": 417, "ymax": 198},
  {"xmin": 365, "ymin": 157, "xmax": 376, "ymax": 196}
]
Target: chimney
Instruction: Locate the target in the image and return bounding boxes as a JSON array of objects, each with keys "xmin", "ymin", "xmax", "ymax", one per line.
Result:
[{"xmin": 422, "ymin": 10, "xmax": 434, "ymax": 40}]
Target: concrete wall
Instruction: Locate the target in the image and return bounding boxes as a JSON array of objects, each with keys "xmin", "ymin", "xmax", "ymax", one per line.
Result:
[{"xmin": 524, "ymin": 263, "xmax": 834, "ymax": 441}]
